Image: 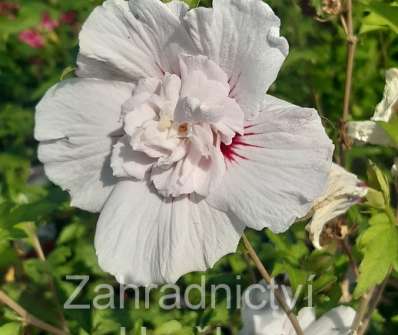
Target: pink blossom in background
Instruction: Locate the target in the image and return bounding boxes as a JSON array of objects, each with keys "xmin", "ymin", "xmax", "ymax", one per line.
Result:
[
  {"xmin": 19, "ymin": 29, "xmax": 45, "ymax": 49},
  {"xmin": 60, "ymin": 10, "xmax": 77, "ymax": 25},
  {"xmin": 0, "ymin": 2, "xmax": 20, "ymax": 19},
  {"xmin": 41, "ymin": 12, "xmax": 59, "ymax": 31}
]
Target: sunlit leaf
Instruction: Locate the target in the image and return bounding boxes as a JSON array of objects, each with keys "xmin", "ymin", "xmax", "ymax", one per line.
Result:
[{"xmin": 354, "ymin": 213, "xmax": 398, "ymax": 298}]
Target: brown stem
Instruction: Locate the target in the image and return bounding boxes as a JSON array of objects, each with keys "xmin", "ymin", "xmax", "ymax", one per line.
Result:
[
  {"xmin": 357, "ymin": 275, "xmax": 390, "ymax": 335},
  {"xmin": 341, "ymin": 238, "xmax": 359, "ymax": 277},
  {"xmin": 350, "ymin": 288, "xmax": 375, "ymax": 334},
  {"xmin": 0, "ymin": 290, "xmax": 67, "ymax": 335},
  {"xmin": 242, "ymin": 250, "xmax": 258, "ymax": 284},
  {"xmin": 242, "ymin": 234, "xmax": 305, "ymax": 335},
  {"xmin": 339, "ymin": 0, "xmax": 357, "ymax": 165},
  {"xmin": 28, "ymin": 224, "xmax": 69, "ymax": 333}
]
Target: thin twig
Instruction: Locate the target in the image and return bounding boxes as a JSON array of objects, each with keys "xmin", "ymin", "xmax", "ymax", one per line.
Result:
[
  {"xmin": 242, "ymin": 251, "xmax": 258, "ymax": 284},
  {"xmin": 350, "ymin": 288, "xmax": 375, "ymax": 334},
  {"xmin": 357, "ymin": 274, "xmax": 390, "ymax": 335},
  {"xmin": 28, "ymin": 224, "xmax": 69, "ymax": 333},
  {"xmin": 340, "ymin": 15, "xmax": 349, "ymax": 35},
  {"xmin": 0, "ymin": 290, "xmax": 67, "ymax": 335},
  {"xmin": 351, "ymin": 269, "xmax": 391, "ymax": 335},
  {"xmin": 339, "ymin": 0, "xmax": 358, "ymax": 165},
  {"xmin": 341, "ymin": 238, "xmax": 359, "ymax": 277},
  {"xmin": 242, "ymin": 234, "xmax": 305, "ymax": 335}
]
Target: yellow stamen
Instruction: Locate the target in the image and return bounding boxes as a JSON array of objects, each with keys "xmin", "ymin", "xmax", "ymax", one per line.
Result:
[{"xmin": 158, "ymin": 113, "xmax": 172, "ymax": 131}]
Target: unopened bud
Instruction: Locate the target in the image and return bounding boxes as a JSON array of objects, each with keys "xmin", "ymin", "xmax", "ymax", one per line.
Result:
[{"xmin": 322, "ymin": 0, "xmax": 342, "ymax": 16}]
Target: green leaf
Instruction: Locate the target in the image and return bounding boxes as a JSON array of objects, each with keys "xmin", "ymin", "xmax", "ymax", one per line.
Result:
[
  {"xmin": 0, "ymin": 154, "xmax": 30, "ymax": 197},
  {"xmin": 0, "ymin": 322, "xmax": 22, "ymax": 335},
  {"xmin": 162, "ymin": 0, "xmax": 200, "ymax": 8},
  {"xmin": 48, "ymin": 246, "xmax": 72, "ymax": 267},
  {"xmin": 363, "ymin": 3, "xmax": 398, "ymax": 34},
  {"xmin": 9, "ymin": 195, "xmax": 63, "ymax": 225},
  {"xmin": 367, "ymin": 162, "xmax": 390, "ymax": 206},
  {"xmin": 0, "ymin": 240, "xmax": 18, "ymax": 269},
  {"xmin": 60, "ymin": 66, "xmax": 77, "ymax": 81},
  {"xmin": 23, "ymin": 259, "xmax": 48, "ymax": 285},
  {"xmin": 313, "ymin": 273, "xmax": 337, "ymax": 294},
  {"xmin": 57, "ymin": 222, "xmax": 88, "ymax": 245},
  {"xmin": 377, "ymin": 118, "xmax": 398, "ymax": 147},
  {"xmin": 360, "ymin": 12, "xmax": 391, "ymax": 34},
  {"xmin": 273, "ymin": 262, "xmax": 309, "ymax": 293},
  {"xmin": 0, "ymin": 226, "xmax": 27, "ymax": 241},
  {"xmin": 92, "ymin": 309, "xmax": 131, "ymax": 335},
  {"xmin": 0, "ymin": 204, "xmax": 28, "ymax": 241},
  {"xmin": 155, "ymin": 320, "xmax": 183, "ymax": 335},
  {"xmin": 266, "ymin": 230, "xmax": 309, "ymax": 265},
  {"xmin": 303, "ymin": 252, "xmax": 334, "ymax": 273},
  {"xmin": 365, "ymin": 188, "xmax": 386, "ymax": 209},
  {"xmin": 183, "ymin": 0, "xmax": 201, "ymax": 8},
  {"xmin": 229, "ymin": 255, "xmax": 247, "ymax": 274},
  {"xmin": 354, "ymin": 213, "xmax": 398, "ymax": 298},
  {"xmin": 0, "ymin": 3, "xmax": 47, "ymax": 37}
]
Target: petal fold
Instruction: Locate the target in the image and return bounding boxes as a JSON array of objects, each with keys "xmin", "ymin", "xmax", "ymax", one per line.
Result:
[
  {"xmin": 95, "ymin": 181, "xmax": 244, "ymax": 285},
  {"xmin": 77, "ymin": 0, "xmax": 196, "ymax": 81},
  {"xmin": 35, "ymin": 78, "xmax": 135, "ymax": 212},
  {"xmin": 183, "ymin": 0, "xmax": 288, "ymax": 119},
  {"xmin": 305, "ymin": 306, "xmax": 356, "ymax": 335},
  {"xmin": 308, "ymin": 163, "xmax": 368, "ymax": 249}
]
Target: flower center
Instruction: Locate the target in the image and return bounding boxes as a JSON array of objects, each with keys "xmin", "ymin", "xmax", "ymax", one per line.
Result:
[{"xmin": 111, "ymin": 55, "xmax": 244, "ymax": 198}]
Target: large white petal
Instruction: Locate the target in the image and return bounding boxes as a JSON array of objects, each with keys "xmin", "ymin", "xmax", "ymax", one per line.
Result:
[
  {"xmin": 240, "ymin": 282, "xmax": 316, "ymax": 335},
  {"xmin": 240, "ymin": 283, "xmax": 354, "ymax": 335},
  {"xmin": 373, "ymin": 68, "xmax": 398, "ymax": 122},
  {"xmin": 35, "ymin": 78, "xmax": 135, "ymax": 212},
  {"xmin": 77, "ymin": 0, "xmax": 196, "ymax": 81},
  {"xmin": 348, "ymin": 68, "xmax": 398, "ymax": 147},
  {"xmin": 128, "ymin": 0, "xmax": 197, "ymax": 74},
  {"xmin": 240, "ymin": 284, "xmax": 288, "ymax": 335},
  {"xmin": 183, "ymin": 0, "xmax": 288, "ymax": 119},
  {"xmin": 95, "ymin": 181, "xmax": 244, "ymax": 285},
  {"xmin": 207, "ymin": 95, "xmax": 334, "ymax": 233},
  {"xmin": 308, "ymin": 164, "xmax": 367, "ymax": 249},
  {"xmin": 347, "ymin": 120, "xmax": 394, "ymax": 147},
  {"xmin": 305, "ymin": 306, "xmax": 356, "ymax": 335}
]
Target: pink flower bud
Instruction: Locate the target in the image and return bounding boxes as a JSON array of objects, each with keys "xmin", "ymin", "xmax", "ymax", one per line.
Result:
[
  {"xmin": 41, "ymin": 12, "xmax": 59, "ymax": 31},
  {"xmin": 19, "ymin": 29, "xmax": 45, "ymax": 49},
  {"xmin": 60, "ymin": 10, "xmax": 77, "ymax": 25}
]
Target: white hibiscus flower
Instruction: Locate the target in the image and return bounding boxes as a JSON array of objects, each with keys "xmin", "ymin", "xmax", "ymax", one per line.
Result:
[
  {"xmin": 307, "ymin": 163, "xmax": 368, "ymax": 249},
  {"xmin": 240, "ymin": 282, "xmax": 355, "ymax": 335},
  {"xmin": 35, "ymin": 0, "xmax": 334, "ymax": 285},
  {"xmin": 348, "ymin": 68, "xmax": 397, "ymax": 195},
  {"xmin": 348, "ymin": 68, "xmax": 398, "ymax": 147}
]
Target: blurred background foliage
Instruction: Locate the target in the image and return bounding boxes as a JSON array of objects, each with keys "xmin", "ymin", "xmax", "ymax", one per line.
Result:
[{"xmin": 0, "ymin": 0, "xmax": 397, "ymax": 334}]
